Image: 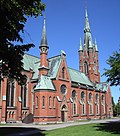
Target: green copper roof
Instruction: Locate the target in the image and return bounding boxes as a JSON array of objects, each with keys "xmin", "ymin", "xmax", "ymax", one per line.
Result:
[
  {"xmin": 34, "ymin": 75, "xmax": 55, "ymax": 91},
  {"xmin": 48, "ymin": 55, "xmax": 62, "ymax": 78},
  {"xmin": 23, "ymin": 54, "xmax": 39, "ymax": 71},
  {"xmin": 95, "ymin": 83, "xmax": 108, "ymax": 92},
  {"xmin": 68, "ymin": 68, "xmax": 93, "ymax": 86}
]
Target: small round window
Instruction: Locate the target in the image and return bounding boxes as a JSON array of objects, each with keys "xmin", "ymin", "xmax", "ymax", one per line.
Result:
[{"xmin": 60, "ymin": 84, "xmax": 67, "ymax": 95}]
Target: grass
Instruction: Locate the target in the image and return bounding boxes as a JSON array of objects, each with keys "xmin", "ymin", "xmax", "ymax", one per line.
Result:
[{"xmin": 43, "ymin": 122, "xmax": 120, "ymax": 136}]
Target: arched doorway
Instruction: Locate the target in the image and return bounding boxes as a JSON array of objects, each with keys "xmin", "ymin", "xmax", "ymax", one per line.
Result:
[{"xmin": 61, "ymin": 105, "xmax": 67, "ymax": 122}]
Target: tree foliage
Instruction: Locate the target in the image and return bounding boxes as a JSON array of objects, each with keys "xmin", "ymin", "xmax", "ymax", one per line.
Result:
[
  {"xmin": 0, "ymin": 0, "xmax": 45, "ymax": 85},
  {"xmin": 103, "ymin": 49, "xmax": 120, "ymax": 86}
]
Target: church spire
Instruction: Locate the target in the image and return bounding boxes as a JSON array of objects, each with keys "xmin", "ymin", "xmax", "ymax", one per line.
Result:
[
  {"xmin": 39, "ymin": 13, "xmax": 49, "ymax": 76},
  {"xmin": 40, "ymin": 13, "xmax": 48, "ymax": 47},
  {"xmin": 84, "ymin": 9, "xmax": 93, "ymax": 49},
  {"xmin": 84, "ymin": 9, "xmax": 90, "ymax": 33}
]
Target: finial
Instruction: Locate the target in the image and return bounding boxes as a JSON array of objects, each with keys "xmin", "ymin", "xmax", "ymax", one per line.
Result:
[
  {"xmin": 85, "ymin": 0, "xmax": 88, "ymax": 17},
  {"xmin": 85, "ymin": 8, "xmax": 88, "ymax": 17}
]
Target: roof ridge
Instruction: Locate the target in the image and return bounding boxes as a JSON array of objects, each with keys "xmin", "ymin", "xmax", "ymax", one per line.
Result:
[
  {"xmin": 24, "ymin": 53, "xmax": 39, "ymax": 59},
  {"xmin": 68, "ymin": 67, "xmax": 84, "ymax": 74},
  {"xmin": 48, "ymin": 54, "xmax": 61, "ymax": 60}
]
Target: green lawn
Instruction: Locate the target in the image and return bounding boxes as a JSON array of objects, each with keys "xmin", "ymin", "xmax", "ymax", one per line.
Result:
[{"xmin": 43, "ymin": 122, "xmax": 120, "ymax": 136}]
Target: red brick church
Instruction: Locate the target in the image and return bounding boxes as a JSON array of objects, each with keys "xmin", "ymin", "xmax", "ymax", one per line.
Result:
[{"xmin": 0, "ymin": 10, "xmax": 113, "ymax": 123}]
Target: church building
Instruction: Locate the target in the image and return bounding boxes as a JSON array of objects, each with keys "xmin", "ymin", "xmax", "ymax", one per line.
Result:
[{"xmin": 0, "ymin": 10, "xmax": 113, "ymax": 123}]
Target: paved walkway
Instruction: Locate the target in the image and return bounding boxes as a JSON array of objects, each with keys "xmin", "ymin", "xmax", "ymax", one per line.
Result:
[{"xmin": 0, "ymin": 118, "xmax": 120, "ymax": 136}]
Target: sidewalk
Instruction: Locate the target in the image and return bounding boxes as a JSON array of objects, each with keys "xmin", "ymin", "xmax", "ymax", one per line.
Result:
[{"xmin": 0, "ymin": 118, "xmax": 120, "ymax": 136}]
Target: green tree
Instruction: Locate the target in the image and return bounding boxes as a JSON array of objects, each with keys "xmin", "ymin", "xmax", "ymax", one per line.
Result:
[
  {"xmin": 103, "ymin": 49, "xmax": 120, "ymax": 86},
  {"xmin": 0, "ymin": 0, "xmax": 45, "ymax": 85},
  {"xmin": 112, "ymin": 97, "xmax": 116, "ymax": 116}
]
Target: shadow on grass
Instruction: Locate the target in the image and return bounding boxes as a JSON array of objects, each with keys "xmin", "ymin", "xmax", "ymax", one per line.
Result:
[
  {"xmin": 0, "ymin": 127, "xmax": 45, "ymax": 136},
  {"xmin": 95, "ymin": 121, "xmax": 120, "ymax": 134}
]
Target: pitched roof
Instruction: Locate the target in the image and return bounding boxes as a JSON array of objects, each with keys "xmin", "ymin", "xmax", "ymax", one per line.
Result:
[
  {"xmin": 34, "ymin": 75, "xmax": 55, "ymax": 91},
  {"xmin": 23, "ymin": 53, "xmax": 39, "ymax": 71},
  {"xmin": 95, "ymin": 82, "xmax": 108, "ymax": 92},
  {"xmin": 48, "ymin": 55, "xmax": 62, "ymax": 78},
  {"xmin": 68, "ymin": 67, "xmax": 93, "ymax": 86}
]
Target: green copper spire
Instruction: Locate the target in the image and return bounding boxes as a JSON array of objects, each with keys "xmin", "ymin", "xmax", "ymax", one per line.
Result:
[{"xmin": 40, "ymin": 13, "xmax": 48, "ymax": 47}]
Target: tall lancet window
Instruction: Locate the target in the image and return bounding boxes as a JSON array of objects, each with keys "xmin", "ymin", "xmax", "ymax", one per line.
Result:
[
  {"xmin": 62, "ymin": 67, "xmax": 65, "ymax": 78},
  {"xmin": 21, "ymin": 84, "xmax": 27, "ymax": 107},
  {"xmin": 7, "ymin": 79, "xmax": 15, "ymax": 107},
  {"xmin": 84, "ymin": 61, "xmax": 88, "ymax": 75},
  {"xmin": 72, "ymin": 90, "xmax": 77, "ymax": 115}
]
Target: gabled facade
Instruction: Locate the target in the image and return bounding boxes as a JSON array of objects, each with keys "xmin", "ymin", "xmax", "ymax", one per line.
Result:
[{"xmin": 0, "ymin": 11, "xmax": 113, "ymax": 123}]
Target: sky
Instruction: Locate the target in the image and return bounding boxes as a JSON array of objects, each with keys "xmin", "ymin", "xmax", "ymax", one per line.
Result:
[{"xmin": 22, "ymin": 0, "xmax": 120, "ymax": 103}]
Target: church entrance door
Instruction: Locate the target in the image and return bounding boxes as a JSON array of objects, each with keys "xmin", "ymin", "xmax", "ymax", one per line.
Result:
[{"xmin": 61, "ymin": 105, "xmax": 67, "ymax": 122}]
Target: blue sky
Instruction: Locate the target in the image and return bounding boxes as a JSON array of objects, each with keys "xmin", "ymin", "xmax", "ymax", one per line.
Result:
[{"xmin": 23, "ymin": 0, "xmax": 120, "ymax": 103}]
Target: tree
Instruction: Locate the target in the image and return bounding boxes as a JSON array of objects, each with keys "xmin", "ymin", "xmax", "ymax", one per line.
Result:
[
  {"xmin": 103, "ymin": 49, "xmax": 120, "ymax": 86},
  {"xmin": 0, "ymin": 0, "xmax": 45, "ymax": 85}
]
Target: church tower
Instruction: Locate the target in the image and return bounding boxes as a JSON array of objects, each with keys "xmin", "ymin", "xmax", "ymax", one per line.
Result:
[
  {"xmin": 78, "ymin": 10, "xmax": 100, "ymax": 83},
  {"xmin": 39, "ymin": 14, "xmax": 49, "ymax": 76}
]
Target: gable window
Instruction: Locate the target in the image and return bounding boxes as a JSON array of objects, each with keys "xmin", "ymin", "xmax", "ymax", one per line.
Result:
[
  {"xmin": 42, "ymin": 96, "xmax": 45, "ymax": 108},
  {"xmin": 21, "ymin": 84, "xmax": 27, "ymax": 107},
  {"xmin": 7, "ymin": 79, "xmax": 15, "ymax": 107},
  {"xmin": 84, "ymin": 61, "xmax": 88, "ymax": 75},
  {"xmin": 62, "ymin": 67, "xmax": 65, "ymax": 78}
]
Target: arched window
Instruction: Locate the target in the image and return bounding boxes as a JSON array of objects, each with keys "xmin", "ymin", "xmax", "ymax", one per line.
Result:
[
  {"xmin": 21, "ymin": 84, "xmax": 27, "ymax": 107},
  {"xmin": 72, "ymin": 90, "xmax": 77, "ymax": 115},
  {"xmin": 60, "ymin": 84, "xmax": 67, "ymax": 95},
  {"xmin": 96, "ymin": 104, "xmax": 99, "ymax": 114},
  {"xmin": 72, "ymin": 90, "xmax": 77, "ymax": 99},
  {"xmin": 84, "ymin": 61, "xmax": 88, "ymax": 75},
  {"xmin": 81, "ymin": 91, "xmax": 85, "ymax": 99},
  {"xmin": 90, "ymin": 104, "xmax": 93, "ymax": 114},
  {"xmin": 102, "ymin": 95, "xmax": 104, "ymax": 102},
  {"xmin": 73, "ymin": 103, "xmax": 77, "ymax": 115},
  {"xmin": 49, "ymin": 96, "xmax": 51, "ymax": 107},
  {"xmin": 82, "ymin": 103, "xmax": 85, "ymax": 114},
  {"xmin": 81, "ymin": 91, "xmax": 85, "ymax": 115},
  {"xmin": 62, "ymin": 67, "xmax": 65, "ymax": 78},
  {"xmin": 42, "ymin": 96, "xmax": 45, "ymax": 108},
  {"xmin": 53, "ymin": 97, "xmax": 55, "ymax": 108},
  {"xmin": 96, "ymin": 94, "xmax": 99, "ymax": 102},
  {"xmin": 36, "ymin": 96, "xmax": 38, "ymax": 108},
  {"xmin": 89, "ymin": 93, "xmax": 93, "ymax": 114},
  {"xmin": 94, "ymin": 62, "xmax": 97, "ymax": 73},
  {"xmin": 89, "ymin": 93, "xmax": 92, "ymax": 101},
  {"xmin": 7, "ymin": 79, "xmax": 15, "ymax": 107}
]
